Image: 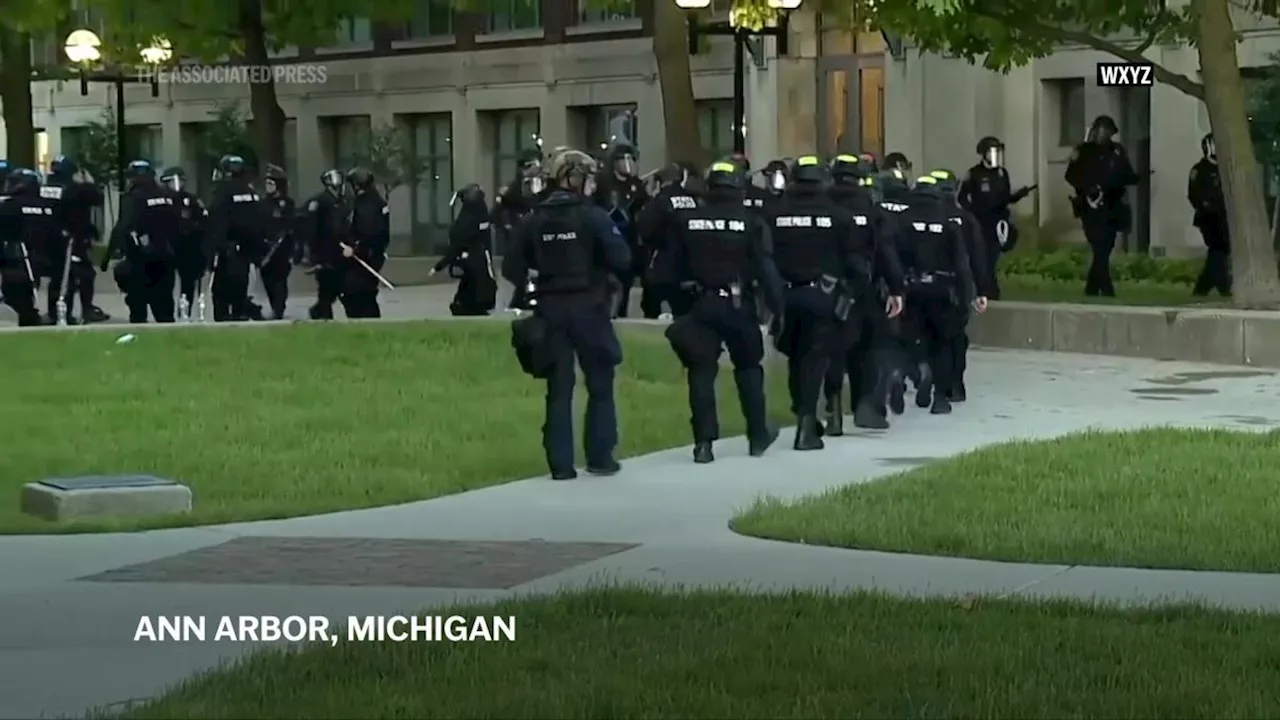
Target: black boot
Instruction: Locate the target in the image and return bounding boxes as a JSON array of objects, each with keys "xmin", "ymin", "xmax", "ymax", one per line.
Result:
[
  {"xmin": 85, "ymin": 305, "xmax": 110, "ymax": 323},
  {"xmin": 748, "ymin": 425, "xmax": 779, "ymax": 457},
  {"xmin": 931, "ymin": 396, "xmax": 953, "ymax": 415},
  {"xmin": 824, "ymin": 395, "xmax": 844, "ymax": 436},
  {"xmin": 693, "ymin": 442, "xmax": 714, "ymax": 464},
  {"xmin": 794, "ymin": 416, "xmax": 825, "ymax": 451},
  {"xmin": 888, "ymin": 380, "xmax": 906, "ymax": 415},
  {"xmin": 949, "ymin": 382, "xmax": 967, "ymax": 402},
  {"xmin": 915, "ymin": 362, "xmax": 933, "ymax": 409},
  {"xmin": 854, "ymin": 401, "xmax": 890, "ymax": 430}
]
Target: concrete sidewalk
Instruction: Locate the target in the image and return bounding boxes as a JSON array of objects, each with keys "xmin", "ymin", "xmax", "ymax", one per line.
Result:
[{"xmin": 2, "ymin": 349, "xmax": 1279, "ymax": 718}]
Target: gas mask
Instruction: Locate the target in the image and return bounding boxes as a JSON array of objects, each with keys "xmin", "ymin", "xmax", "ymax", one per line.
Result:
[
  {"xmin": 162, "ymin": 175, "xmax": 184, "ymax": 192},
  {"xmin": 982, "ymin": 146, "xmax": 1004, "ymax": 169},
  {"xmin": 614, "ymin": 154, "xmax": 636, "ymax": 177}
]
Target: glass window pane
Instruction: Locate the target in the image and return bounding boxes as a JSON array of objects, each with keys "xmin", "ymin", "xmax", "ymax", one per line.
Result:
[
  {"xmin": 577, "ymin": 0, "xmax": 636, "ymax": 23},
  {"xmin": 410, "ymin": 0, "xmax": 452, "ymax": 37}
]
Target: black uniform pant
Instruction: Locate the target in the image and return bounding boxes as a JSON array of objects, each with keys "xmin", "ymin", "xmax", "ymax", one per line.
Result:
[
  {"xmin": 1082, "ymin": 213, "xmax": 1117, "ymax": 296},
  {"xmin": 977, "ymin": 220, "xmax": 1004, "ymax": 300},
  {"xmin": 451, "ymin": 252, "xmax": 497, "ymax": 316},
  {"xmin": 667, "ymin": 295, "xmax": 770, "ymax": 444},
  {"xmin": 261, "ymin": 258, "xmax": 291, "ymax": 318},
  {"xmin": 1194, "ymin": 236, "xmax": 1231, "ymax": 297},
  {"xmin": 176, "ymin": 254, "xmax": 204, "ymax": 316},
  {"xmin": 911, "ymin": 294, "xmax": 966, "ymax": 400},
  {"xmin": 538, "ymin": 296, "xmax": 621, "ymax": 474},
  {"xmin": 116, "ymin": 259, "xmax": 176, "ymax": 323},
  {"xmin": 46, "ymin": 260, "xmax": 96, "ymax": 322},
  {"xmin": 340, "ymin": 261, "xmax": 382, "ymax": 319},
  {"xmin": 825, "ymin": 304, "xmax": 895, "ymax": 411},
  {"xmin": 613, "ymin": 269, "xmax": 637, "ymax": 318},
  {"xmin": 777, "ymin": 286, "xmax": 838, "ymax": 418},
  {"xmin": 211, "ymin": 253, "xmax": 251, "ymax": 322},
  {"xmin": 309, "ymin": 267, "xmax": 343, "ymax": 319},
  {"xmin": 1, "ymin": 272, "xmax": 41, "ymax": 326}
]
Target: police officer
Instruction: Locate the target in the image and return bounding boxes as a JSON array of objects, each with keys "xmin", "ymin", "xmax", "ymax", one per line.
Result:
[
  {"xmin": 338, "ymin": 167, "xmax": 390, "ymax": 318},
  {"xmin": 870, "ymin": 168, "xmax": 924, "ymax": 413},
  {"xmin": 928, "ymin": 169, "xmax": 991, "ymax": 403},
  {"xmin": 45, "ymin": 156, "xmax": 109, "ymax": 324},
  {"xmin": 727, "ymin": 154, "xmax": 775, "ymax": 217},
  {"xmin": 884, "ymin": 152, "xmax": 912, "ymax": 176},
  {"xmin": 158, "ymin": 167, "xmax": 207, "ymax": 320},
  {"xmin": 1065, "ymin": 115, "xmax": 1139, "ymax": 297},
  {"xmin": 824, "ymin": 154, "xmax": 907, "ymax": 433},
  {"xmin": 102, "ymin": 160, "xmax": 180, "ymax": 323},
  {"xmin": 433, "ymin": 183, "xmax": 497, "ymax": 316},
  {"xmin": 501, "ymin": 149, "xmax": 631, "ymax": 480},
  {"xmin": 762, "ymin": 159, "xmax": 789, "ymax": 198},
  {"xmin": 666, "ymin": 160, "xmax": 783, "ymax": 463},
  {"xmin": 772, "ymin": 155, "xmax": 901, "ymax": 450},
  {"xmin": 495, "ymin": 149, "xmax": 548, "ymax": 311},
  {"xmin": 204, "ymin": 154, "xmax": 265, "ymax": 321},
  {"xmin": 300, "ymin": 169, "xmax": 349, "ymax": 320},
  {"xmin": 959, "ymin": 137, "xmax": 1034, "ymax": 300},
  {"xmin": 898, "ymin": 175, "xmax": 977, "ymax": 415},
  {"xmin": 0, "ymin": 169, "xmax": 46, "ymax": 326},
  {"xmin": 635, "ymin": 161, "xmax": 701, "ymax": 318},
  {"xmin": 1189, "ymin": 133, "xmax": 1231, "ymax": 297},
  {"xmin": 257, "ymin": 164, "xmax": 296, "ymax": 319},
  {"xmin": 592, "ymin": 141, "xmax": 649, "ymax": 318}
]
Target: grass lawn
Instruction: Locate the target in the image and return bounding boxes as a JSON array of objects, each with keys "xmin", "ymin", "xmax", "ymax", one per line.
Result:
[
  {"xmin": 1, "ymin": 322, "xmax": 786, "ymax": 534},
  {"xmin": 733, "ymin": 428, "xmax": 1280, "ymax": 572},
  {"xmin": 999, "ymin": 274, "xmax": 1222, "ymax": 306},
  {"xmin": 119, "ymin": 587, "xmax": 1280, "ymax": 719}
]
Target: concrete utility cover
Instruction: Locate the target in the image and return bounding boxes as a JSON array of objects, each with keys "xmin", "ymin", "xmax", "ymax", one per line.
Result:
[
  {"xmin": 37, "ymin": 475, "xmax": 181, "ymax": 492},
  {"xmin": 78, "ymin": 537, "xmax": 639, "ymax": 589}
]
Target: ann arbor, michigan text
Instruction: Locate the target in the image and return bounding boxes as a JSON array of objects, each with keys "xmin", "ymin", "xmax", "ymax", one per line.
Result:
[{"xmin": 133, "ymin": 615, "xmax": 517, "ymax": 644}]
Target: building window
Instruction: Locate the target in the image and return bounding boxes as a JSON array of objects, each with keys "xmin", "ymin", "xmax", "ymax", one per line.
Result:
[
  {"xmin": 123, "ymin": 125, "xmax": 162, "ymax": 164},
  {"xmin": 490, "ymin": 109, "xmax": 541, "ymax": 193},
  {"xmin": 577, "ymin": 0, "xmax": 637, "ymax": 24},
  {"xmin": 1054, "ymin": 78, "xmax": 1086, "ymax": 147},
  {"xmin": 407, "ymin": 0, "xmax": 452, "ymax": 38},
  {"xmin": 336, "ymin": 16, "xmax": 373, "ymax": 45},
  {"xmin": 696, "ymin": 99, "xmax": 735, "ymax": 158},
  {"xmin": 404, "ymin": 114, "xmax": 454, "ymax": 254},
  {"xmin": 486, "ymin": 0, "xmax": 541, "ymax": 32},
  {"xmin": 321, "ymin": 115, "xmax": 372, "ymax": 171},
  {"xmin": 577, "ymin": 105, "xmax": 639, "ymax": 158}
]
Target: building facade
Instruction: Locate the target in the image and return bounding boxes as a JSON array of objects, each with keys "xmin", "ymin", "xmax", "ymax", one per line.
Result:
[{"xmin": 3, "ymin": 0, "xmax": 1272, "ymax": 256}]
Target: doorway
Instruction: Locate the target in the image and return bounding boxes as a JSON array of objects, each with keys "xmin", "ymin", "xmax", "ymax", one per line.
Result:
[
  {"xmin": 1117, "ymin": 87, "xmax": 1151, "ymax": 253},
  {"xmin": 818, "ymin": 55, "xmax": 885, "ymax": 159}
]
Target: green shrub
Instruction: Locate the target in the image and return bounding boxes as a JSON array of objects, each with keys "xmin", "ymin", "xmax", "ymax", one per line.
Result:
[{"xmin": 1000, "ymin": 248, "xmax": 1199, "ymax": 285}]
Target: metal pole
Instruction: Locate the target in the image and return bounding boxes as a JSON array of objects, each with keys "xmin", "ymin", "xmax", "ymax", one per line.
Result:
[
  {"xmin": 115, "ymin": 77, "xmax": 126, "ymax": 191},
  {"xmin": 732, "ymin": 29, "xmax": 746, "ymax": 155}
]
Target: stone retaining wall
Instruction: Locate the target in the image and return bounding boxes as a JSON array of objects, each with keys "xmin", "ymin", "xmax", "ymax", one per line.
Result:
[{"xmin": 969, "ymin": 302, "xmax": 1280, "ymax": 367}]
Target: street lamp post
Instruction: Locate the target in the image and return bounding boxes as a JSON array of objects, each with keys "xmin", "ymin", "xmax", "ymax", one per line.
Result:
[
  {"xmin": 63, "ymin": 30, "xmax": 172, "ymax": 190},
  {"xmin": 676, "ymin": 0, "xmax": 802, "ymax": 155}
]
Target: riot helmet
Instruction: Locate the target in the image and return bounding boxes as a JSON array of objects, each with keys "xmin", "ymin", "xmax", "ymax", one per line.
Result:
[
  {"xmin": 1087, "ymin": 115, "xmax": 1118, "ymax": 144},
  {"xmin": 927, "ymin": 169, "xmax": 959, "ymax": 195},
  {"xmin": 263, "ymin": 164, "xmax": 287, "ymax": 196},
  {"xmin": 883, "ymin": 152, "xmax": 912, "ymax": 175},
  {"xmin": 549, "ymin": 149, "xmax": 598, "ymax": 196},
  {"xmin": 518, "ymin": 148, "xmax": 543, "ymax": 180},
  {"xmin": 4, "ymin": 168, "xmax": 39, "ymax": 195},
  {"xmin": 913, "ymin": 173, "xmax": 945, "ymax": 200},
  {"xmin": 346, "ymin": 167, "xmax": 375, "ymax": 194},
  {"xmin": 728, "ymin": 153, "xmax": 750, "ymax": 173},
  {"xmin": 1202, "ymin": 133, "xmax": 1216, "ymax": 163},
  {"xmin": 450, "ymin": 183, "xmax": 488, "ymax": 215},
  {"xmin": 789, "ymin": 155, "xmax": 827, "ymax": 186},
  {"xmin": 977, "ymin": 136, "xmax": 1004, "ymax": 169},
  {"xmin": 0, "ymin": 160, "xmax": 10, "ymax": 187},
  {"xmin": 609, "ymin": 142, "xmax": 638, "ymax": 178},
  {"xmin": 127, "ymin": 160, "xmax": 156, "ymax": 188},
  {"xmin": 216, "ymin": 154, "xmax": 246, "ymax": 180},
  {"xmin": 763, "ymin": 159, "xmax": 789, "ymax": 193},
  {"xmin": 705, "ymin": 160, "xmax": 747, "ymax": 191},
  {"xmin": 858, "ymin": 153, "xmax": 879, "ymax": 172},
  {"xmin": 320, "ymin": 168, "xmax": 345, "ymax": 196},
  {"xmin": 50, "ymin": 155, "xmax": 78, "ymax": 178},
  {"xmin": 829, "ymin": 154, "xmax": 866, "ymax": 186},
  {"xmin": 159, "ymin": 166, "xmax": 186, "ymax": 192},
  {"xmin": 876, "ymin": 168, "xmax": 911, "ymax": 198}
]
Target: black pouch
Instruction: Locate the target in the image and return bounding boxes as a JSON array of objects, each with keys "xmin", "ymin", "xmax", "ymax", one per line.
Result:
[
  {"xmin": 511, "ymin": 315, "xmax": 553, "ymax": 378},
  {"xmin": 665, "ymin": 314, "xmax": 717, "ymax": 368}
]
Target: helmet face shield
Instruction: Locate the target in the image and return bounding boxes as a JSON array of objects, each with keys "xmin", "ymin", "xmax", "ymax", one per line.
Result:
[
  {"xmin": 982, "ymin": 147, "xmax": 1004, "ymax": 169},
  {"xmin": 767, "ymin": 170, "xmax": 786, "ymax": 192},
  {"xmin": 264, "ymin": 178, "xmax": 278, "ymax": 195},
  {"xmin": 163, "ymin": 175, "xmax": 184, "ymax": 192},
  {"xmin": 523, "ymin": 175, "xmax": 545, "ymax": 196},
  {"xmin": 614, "ymin": 154, "xmax": 637, "ymax": 177}
]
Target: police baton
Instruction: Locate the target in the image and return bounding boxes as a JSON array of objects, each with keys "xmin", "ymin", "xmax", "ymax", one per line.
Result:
[{"xmin": 355, "ymin": 256, "xmax": 396, "ymax": 291}]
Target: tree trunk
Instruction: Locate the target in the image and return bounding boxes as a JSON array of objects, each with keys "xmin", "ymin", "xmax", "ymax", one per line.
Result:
[
  {"xmin": 1195, "ymin": 0, "xmax": 1280, "ymax": 307},
  {"xmin": 0, "ymin": 28, "xmax": 36, "ymax": 168},
  {"xmin": 653, "ymin": 0, "xmax": 708, "ymax": 168},
  {"xmin": 238, "ymin": 0, "xmax": 286, "ymax": 173}
]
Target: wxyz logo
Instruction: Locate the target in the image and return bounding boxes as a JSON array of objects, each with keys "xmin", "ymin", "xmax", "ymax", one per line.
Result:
[{"xmin": 1096, "ymin": 62, "xmax": 1154, "ymax": 87}]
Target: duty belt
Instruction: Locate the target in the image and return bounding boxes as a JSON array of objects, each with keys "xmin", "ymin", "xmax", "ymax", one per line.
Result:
[
  {"xmin": 911, "ymin": 271, "xmax": 955, "ymax": 285},
  {"xmin": 690, "ymin": 281, "xmax": 743, "ymax": 307}
]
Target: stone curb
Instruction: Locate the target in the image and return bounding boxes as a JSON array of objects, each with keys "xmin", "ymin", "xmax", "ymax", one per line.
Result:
[{"xmin": 970, "ymin": 301, "xmax": 1280, "ymax": 367}]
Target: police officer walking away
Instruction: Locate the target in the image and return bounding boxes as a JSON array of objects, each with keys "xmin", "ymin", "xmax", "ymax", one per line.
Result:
[
  {"xmin": 592, "ymin": 141, "xmax": 649, "ymax": 318},
  {"xmin": 635, "ymin": 161, "xmax": 701, "ymax": 318},
  {"xmin": 102, "ymin": 160, "xmax": 181, "ymax": 323},
  {"xmin": 45, "ymin": 156, "xmax": 109, "ymax": 324},
  {"xmin": 959, "ymin": 137, "xmax": 1034, "ymax": 299},
  {"xmin": 301, "ymin": 169, "xmax": 349, "ymax": 320},
  {"xmin": 772, "ymin": 155, "xmax": 898, "ymax": 450},
  {"xmin": 899, "ymin": 174, "xmax": 977, "ymax": 415},
  {"xmin": 1065, "ymin": 115, "xmax": 1139, "ymax": 297},
  {"xmin": 159, "ymin": 167, "xmax": 207, "ymax": 320},
  {"xmin": 258, "ymin": 164, "xmax": 296, "ymax": 318},
  {"xmin": 1189, "ymin": 133, "xmax": 1231, "ymax": 297},
  {"xmin": 665, "ymin": 160, "xmax": 783, "ymax": 463},
  {"xmin": 433, "ymin": 183, "xmax": 497, "ymax": 316},
  {"xmin": 501, "ymin": 149, "xmax": 631, "ymax": 480},
  {"xmin": 928, "ymin": 168, "xmax": 991, "ymax": 402},
  {"xmin": 0, "ymin": 169, "xmax": 46, "ymax": 326},
  {"xmin": 495, "ymin": 149, "xmax": 549, "ymax": 311},
  {"xmin": 204, "ymin": 155, "xmax": 266, "ymax": 321},
  {"xmin": 336, "ymin": 168, "xmax": 390, "ymax": 318}
]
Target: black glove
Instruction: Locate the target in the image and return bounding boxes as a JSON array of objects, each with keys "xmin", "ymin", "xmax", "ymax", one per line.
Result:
[{"xmin": 1010, "ymin": 185, "xmax": 1036, "ymax": 203}]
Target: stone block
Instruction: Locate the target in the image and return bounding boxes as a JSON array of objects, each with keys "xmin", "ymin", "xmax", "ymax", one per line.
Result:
[
  {"xmin": 969, "ymin": 302, "xmax": 1053, "ymax": 350},
  {"xmin": 1242, "ymin": 314, "xmax": 1280, "ymax": 368},
  {"xmin": 1049, "ymin": 305, "xmax": 1109, "ymax": 355},
  {"xmin": 21, "ymin": 475, "xmax": 192, "ymax": 522},
  {"xmin": 1168, "ymin": 311, "xmax": 1245, "ymax": 365},
  {"xmin": 1095, "ymin": 307, "xmax": 1175, "ymax": 360}
]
